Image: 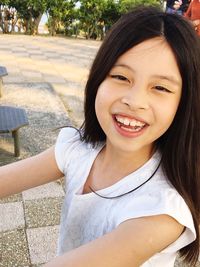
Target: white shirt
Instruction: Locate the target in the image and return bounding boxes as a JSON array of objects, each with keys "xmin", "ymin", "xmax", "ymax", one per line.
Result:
[{"xmin": 55, "ymin": 127, "xmax": 196, "ymax": 267}]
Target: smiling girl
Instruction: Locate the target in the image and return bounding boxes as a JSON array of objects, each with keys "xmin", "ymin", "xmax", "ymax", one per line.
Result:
[{"xmin": 0, "ymin": 6, "xmax": 200, "ymax": 267}]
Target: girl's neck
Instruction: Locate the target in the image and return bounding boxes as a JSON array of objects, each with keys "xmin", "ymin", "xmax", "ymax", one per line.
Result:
[
  {"xmin": 83, "ymin": 142, "xmax": 154, "ymax": 194},
  {"xmin": 99, "ymin": 142, "xmax": 154, "ymax": 177}
]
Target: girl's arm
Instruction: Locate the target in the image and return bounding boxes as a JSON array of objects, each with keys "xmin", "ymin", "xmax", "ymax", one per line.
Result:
[
  {"xmin": 0, "ymin": 146, "xmax": 63, "ymax": 198},
  {"xmin": 44, "ymin": 214, "xmax": 184, "ymax": 267}
]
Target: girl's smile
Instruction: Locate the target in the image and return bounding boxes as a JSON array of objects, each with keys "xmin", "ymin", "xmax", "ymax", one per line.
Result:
[
  {"xmin": 95, "ymin": 37, "xmax": 182, "ymax": 159},
  {"xmin": 113, "ymin": 114, "xmax": 148, "ymax": 138}
]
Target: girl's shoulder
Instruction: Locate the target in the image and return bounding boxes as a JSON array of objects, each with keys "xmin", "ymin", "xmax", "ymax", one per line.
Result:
[
  {"xmin": 55, "ymin": 127, "xmax": 81, "ymax": 143},
  {"xmin": 145, "ymin": 179, "xmax": 196, "ymax": 254},
  {"xmin": 54, "ymin": 127, "xmax": 103, "ymax": 174},
  {"xmin": 114, "ymin": 163, "xmax": 196, "ymax": 254},
  {"xmin": 140, "ymin": 162, "xmax": 195, "ymax": 233}
]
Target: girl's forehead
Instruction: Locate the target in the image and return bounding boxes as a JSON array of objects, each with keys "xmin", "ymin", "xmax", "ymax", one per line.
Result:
[
  {"xmin": 112, "ymin": 37, "xmax": 182, "ymax": 85},
  {"xmin": 118, "ymin": 37, "xmax": 169, "ymax": 61}
]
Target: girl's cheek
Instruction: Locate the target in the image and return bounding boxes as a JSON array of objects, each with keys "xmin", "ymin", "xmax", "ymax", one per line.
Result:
[{"xmin": 96, "ymin": 84, "xmax": 110, "ymax": 101}]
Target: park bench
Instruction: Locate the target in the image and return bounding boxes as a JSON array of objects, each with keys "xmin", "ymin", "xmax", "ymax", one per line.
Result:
[
  {"xmin": 0, "ymin": 66, "xmax": 8, "ymax": 97},
  {"xmin": 0, "ymin": 106, "xmax": 29, "ymax": 157}
]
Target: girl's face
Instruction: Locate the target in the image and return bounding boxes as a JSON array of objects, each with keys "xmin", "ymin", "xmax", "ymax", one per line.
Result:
[{"xmin": 95, "ymin": 37, "xmax": 182, "ymax": 158}]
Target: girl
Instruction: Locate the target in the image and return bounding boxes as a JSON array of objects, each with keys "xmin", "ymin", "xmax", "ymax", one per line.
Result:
[{"xmin": 0, "ymin": 6, "xmax": 200, "ymax": 267}]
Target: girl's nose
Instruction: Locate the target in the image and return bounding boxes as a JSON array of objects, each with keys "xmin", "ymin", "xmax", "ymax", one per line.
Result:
[{"xmin": 121, "ymin": 86, "xmax": 149, "ymax": 110}]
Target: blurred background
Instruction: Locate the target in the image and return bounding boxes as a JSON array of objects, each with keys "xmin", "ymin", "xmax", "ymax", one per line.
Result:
[{"xmin": 0, "ymin": 0, "xmax": 164, "ymax": 39}]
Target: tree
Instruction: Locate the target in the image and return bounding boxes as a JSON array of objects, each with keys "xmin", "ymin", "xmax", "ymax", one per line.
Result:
[
  {"xmin": 46, "ymin": 0, "xmax": 77, "ymax": 36},
  {"xmin": 78, "ymin": 0, "xmax": 109, "ymax": 39},
  {"xmin": 76, "ymin": 0, "xmax": 161, "ymax": 40},
  {"xmin": 0, "ymin": 0, "xmax": 16, "ymax": 33},
  {"xmin": 0, "ymin": 0, "xmax": 162, "ymax": 36},
  {"xmin": 0, "ymin": 0, "xmax": 47, "ymax": 34},
  {"xmin": 101, "ymin": 0, "xmax": 120, "ymax": 34},
  {"xmin": 61, "ymin": 0, "xmax": 78, "ymax": 36},
  {"xmin": 11, "ymin": 0, "xmax": 47, "ymax": 34},
  {"xmin": 78, "ymin": 0, "xmax": 98, "ymax": 39},
  {"xmin": 118, "ymin": 0, "xmax": 161, "ymax": 14}
]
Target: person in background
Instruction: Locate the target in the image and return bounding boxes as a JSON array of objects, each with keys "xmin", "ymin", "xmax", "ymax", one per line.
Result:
[
  {"xmin": 166, "ymin": 0, "xmax": 190, "ymax": 14},
  {"xmin": 184, "ymin": 0, "xmax": 200, "ymax": 36}
]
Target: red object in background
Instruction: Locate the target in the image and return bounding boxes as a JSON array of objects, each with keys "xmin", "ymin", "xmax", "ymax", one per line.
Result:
[{"xmin": 184, "ymin": 0, "xmax": 200, "ymax": 35}]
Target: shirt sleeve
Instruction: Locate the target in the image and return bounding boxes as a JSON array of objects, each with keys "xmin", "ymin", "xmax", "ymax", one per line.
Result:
[
  {"xmin": 54, "ymin": 127, "xmax": 81, "ymax": 173},
  {"xmin": 115, "ymin": 187, "xmax": 196, "ymax": 253}
]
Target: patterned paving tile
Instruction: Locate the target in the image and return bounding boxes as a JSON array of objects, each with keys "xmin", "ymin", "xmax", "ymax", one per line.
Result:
[
  {"xmin": 22, "ymin": 182, "xmax": 64, "ymax": 200},
  {"xmin": 0, "ymin": 193, "xmax": 22, "ymax": 204},
  {"xmin": 21, "ymin": 71, "xmax": 42, "ymax": 78},
  {"xmin": 0, "ymin": 202, "xmax": 25, "ymax": 232},
  {"xmin": 27, "ymin": 225, "xmax": 59, "ymax": 265},
  {"xmin": 0, "ymin": 229, "xmax": 30, "ymax": 267},
  {"xmin": 43, "ymin": 75, "xmax": 66, "ymax": 84},
  {"xmin": 24, "ymin": 197, "xmax": 63, "ymax": 228},
  {"xmin": 3, "ymin": 75, "xmax": 26, "ymax": 83}
]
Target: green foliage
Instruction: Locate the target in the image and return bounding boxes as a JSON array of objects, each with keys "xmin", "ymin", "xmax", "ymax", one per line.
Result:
[
  {"xmin": 78, "ymin": 0, "xmax": 103, "ymax": 39},
  {"xmin": 8, "ymin": 0, "xmax": 47, "ymax": 20},
  {"xmin": 118, "ymin": 0, "xmax": 161, "ymax": 14},
  {"xmin": 102, "ymin": 0, "xmax": 121, "ymax": 28},
  {"xmin": 0, "ymin": 0, "xmax": 10, "ymax": 5},
  {"xmin": 75, "ymin": 0, "xmax": 161, "ymax": 39},
  {"xmin": 0, "ymin": 0, "xmax": 47, "ymax": 34},
  {"xmin": 46, "ymin": 0, "xmax": 77, "ymax": 36},
  {"xmin": 76, "ymin": 0, "xmax": 121, "ymax": 39},
  {"xmin": 0, "ymin": 0, "xmax": 162, "ymax": 38}
]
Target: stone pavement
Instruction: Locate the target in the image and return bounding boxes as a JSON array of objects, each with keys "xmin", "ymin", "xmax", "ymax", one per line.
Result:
[
  {"xmin": 0, "ymin": 34, "xmax": 199, "ymax": 267},
  {"xmin": 0, "ymin": 34, "xmax": 100, "ymax": 267}
]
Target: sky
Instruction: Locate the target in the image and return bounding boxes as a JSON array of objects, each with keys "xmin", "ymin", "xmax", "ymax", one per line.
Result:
[{"xmin": 40, "ymin": 13, "xmax": 48, "ymax": 24}]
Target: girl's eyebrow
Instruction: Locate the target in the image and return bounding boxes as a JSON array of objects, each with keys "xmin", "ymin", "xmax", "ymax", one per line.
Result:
[
  {"xmin": 113, "ymin": 63, "xmax": 133, "ymax": 71},
  {"xmin": 151, "ymin": 75, "xmax": 181, "ymax": 86},
  {"xmin": 113, "ymin": 64, "xmax": 181, "ymax": 86}
]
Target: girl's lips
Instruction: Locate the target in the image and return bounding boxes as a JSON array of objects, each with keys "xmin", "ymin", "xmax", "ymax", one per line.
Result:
[
  {"xmin": 112, "ymin": 115, "xmax": 148, "ymax": 138},
  {"xmin": 113, "ymin": 113, "xmax": 148, "ymax": 125}
]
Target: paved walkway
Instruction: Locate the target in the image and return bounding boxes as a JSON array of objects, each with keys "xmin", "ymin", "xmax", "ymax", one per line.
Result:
[
  {"xmin": 0, "ymin": 34, "xmax": 199, "ymax": 267},
  {"xmin": 0, "ymin": 34, "xmax": 100, "ymax": 267},
  {"xmin": 0, "ymin": 34, "xmax": 100, "ymax": 126}
]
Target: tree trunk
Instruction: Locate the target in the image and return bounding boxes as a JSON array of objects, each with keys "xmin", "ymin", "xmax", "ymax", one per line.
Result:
[
  {"xmin": 11, "ymin": 17, "xmax": 18, "ymax": 33},
  {"xmin": 0, "ymin": 10, "xmax": 3, "ymax": 32},
  {"xmin": 51, "ymin": 19, "xmax": 57, "ymax": 36},
  {"xmin": 4, "ymin": 20, "xmax": 9, "ymax": 33},
  {"xmin": 33, "ymin": 13, "xmax": 42, "ymax": 35},
  {"xmin": 24, "ymin": 19, "xmax": 29, "ymax": 34}
]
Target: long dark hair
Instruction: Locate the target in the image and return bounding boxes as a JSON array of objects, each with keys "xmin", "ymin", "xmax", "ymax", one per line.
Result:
[{"xmin": 80, "ymin": 6, "xmax": 200, "ymax": 265}]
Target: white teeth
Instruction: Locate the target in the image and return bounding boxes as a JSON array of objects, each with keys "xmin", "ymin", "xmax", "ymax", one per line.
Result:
[
  {"xmin": 116, "ymin": 117, "xmax": 123, "ymax": 123},
  {"xmin": 124, "ymin": 118, "xmax": 130, "ymax": 126},
  {"xmin": 130, "ymin": 120, "xmax": 144, "ymax": 127},
  {"xmin": 130, "ymin": 121, "xmax": 136, "ymax": 127},
  {"xmin": 115, "ymin": 115, "xmax": 145, "ymax": 127}
]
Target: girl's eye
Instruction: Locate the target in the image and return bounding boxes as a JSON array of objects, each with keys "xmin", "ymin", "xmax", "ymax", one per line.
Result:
[
  {"xmin": 110, "ymin": 74, "xmax": 129, "ymax": 82},
  {"xmin": 155, "ymin": 86, "xmax": 172, "ymax": 93}
]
